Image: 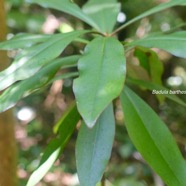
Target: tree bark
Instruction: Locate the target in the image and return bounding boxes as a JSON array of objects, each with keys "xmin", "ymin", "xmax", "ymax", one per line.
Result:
[{"xmin": 0, "ymin": 0, "xmax": 18, "ymax": 185}]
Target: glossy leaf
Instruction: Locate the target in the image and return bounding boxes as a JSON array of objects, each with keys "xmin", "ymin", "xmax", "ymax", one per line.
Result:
[
  {"xmin": 127, "ymin": 32, "xmax": 186, "ymax": 58},
  {"xmin": 82, "ymin": 0, "xmax": 120, "ymax": 34},
  {"xmin": 27, "ymin": 103, "xmax": 80, "ymax": 186},
  {"xmin": 0, "ymin": 55, "xmax": 80, "ymax": 112},
  {"xmin": 0, "ymin": 33, "xmax": 51, "ymax": 50},
  {"xmin": 27, "ymin": 0, "xmax": 100, "ymax": 31},
  {"xmin": 126, "ymin": 77, "xmax": 186, "ymax": 107},
  {"xmin": 73, "ymin": 36, "xmax": 126, "ymax": 127},
  {"xmin": 120, "ymin": 86, "xmax": 186, "ymax": 186},
  {"xmin": 0, "ymin": 30, "xmax": 88, "ymax": 91},
  {"xmin": 76, "ymin": 104, "xmax": 115, "ymax": 186}
]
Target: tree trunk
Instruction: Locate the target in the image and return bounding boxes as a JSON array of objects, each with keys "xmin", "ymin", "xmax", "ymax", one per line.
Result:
[{"xmin": 0, "ymin": 0, "xmax": 18, "ymax": 185}]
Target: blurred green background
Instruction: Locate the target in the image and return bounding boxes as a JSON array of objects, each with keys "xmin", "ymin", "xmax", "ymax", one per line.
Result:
[{"xmin": 4, "ymin": 0, "xmax": 186, "ymax": 185}]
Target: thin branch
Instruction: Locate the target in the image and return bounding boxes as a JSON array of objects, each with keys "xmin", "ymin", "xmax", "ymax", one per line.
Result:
[
  {"xmin": 101, "ymin": 174, "xmax": 106, "ymax": 186},
  {"xmin": 111, "ymin": 1, "xmax": 179, "ymax": 36}
]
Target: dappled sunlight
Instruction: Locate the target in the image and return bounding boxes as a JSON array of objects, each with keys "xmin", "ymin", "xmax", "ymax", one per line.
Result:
[
  {"xmin": 0, "ymin": 55, "xmax": 30, "ymax": 90},
  {"xmin": 174, "ymin": 66, "xmax": 186, "ymax": 86},
  {"xmin": 44, "ymin": 172, "xmax": 79, "ymax": 186},
  {"xmin": 15, "ymin": 124, "xmax": 37, "ymax": 150},
  {"xmin": 44, "ymin": 79, "xmax": 67, "ymax": 114},
  {"xmin": 167, "ymin": 76, "xmax": 183, "ymax": 86},
  {"xmin": 117, "ymin": 12, "xmax": 126, "ymax": 23},
  {"xmin": 136, "ymin": 18, "xmax": 151, "ymax": 38},
  {"xmin": 160, "ymin": 22, "xmax": 170, "ymax": 32},
  {"xmin": 1, "ymin": 0, "xmax": 185, "ymax": 185},
  {"xmin": 42, "ymin": 14, "xmax": 60, "ymax": 34},
  {"xmin": 6, "ymin": 56, "xmax": 30, "ymax": 74},
  {"xmin": 17, "ymin": 107, "xmax": 36, "ymax": 122},
  {"xmin": 17, "ymin": 168, "xmax": 28, "ymax": 179}
]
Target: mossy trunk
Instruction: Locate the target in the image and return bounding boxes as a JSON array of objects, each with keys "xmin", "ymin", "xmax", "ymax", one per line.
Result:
[{"xmin": 0, "ymin": 0, "xmax": 18, "ymax": 185}]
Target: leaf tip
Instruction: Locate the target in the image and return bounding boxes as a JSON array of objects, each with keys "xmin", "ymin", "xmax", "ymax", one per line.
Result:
[{"xmin": 84, "ymin": 118, "xmax": 98, "ymax": 128}]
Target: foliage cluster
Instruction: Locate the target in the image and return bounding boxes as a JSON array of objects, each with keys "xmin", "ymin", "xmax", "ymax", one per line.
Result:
[{"xmin": 0, "ymin": 0, "xmax": 186, "ymax": 185}]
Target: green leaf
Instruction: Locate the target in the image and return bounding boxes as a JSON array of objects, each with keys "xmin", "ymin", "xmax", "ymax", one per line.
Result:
[
  {"xmin": 82, "ymin": 0, "xmax": 120, "ymax": 34},
  {"xmin": 0, "ymin": 30, "xmax": 88, "ymax": 91},
  {"xmin": 127, "ymin": 0, "xmax": 186, "ymax": 24},
  {"xmin": 113, "ymin": 0, "xmax": 186, "ymax": 33},
  {"xmin": 76, "ymin": 104, "xmax": 115, "ymax": 186},
  {"xmin": 134, "ymin": 47, "xmax": 164, "ymax": 85},
  {"xmin": 26, "ymin": 139, "xmax": 61, "ymax": 186},
  {"xmin": 120, "ymin": 86, "xmax": 186, "ymax": 186},
  {"xmin": 0, "ymin": 33, "xmax": 51, "ymax": 50},
  {"xmin": 174, "ymin": 0, "xmax": 186, "ymax": 6},
  {"xmin": 126, "ymin": 77, "xmax": 186, "ymax": 107},
  {"xmin": 73, "ymin": 36, "xmax": 126, "ymax": 127},
  {"xmin": 27, "ymin": 0, "xmax": 100, "ymax": 31},
  {"xmin": 134, "ymin": 47, "xmax": 164, "ymax": 103},
  {"xmin": 0, "ymin": 55, "xmax": 80, "ymax": 112},
  {"xmin": 127, "ymin": 31, "xmax": 186, "ymax": 58},
  {"xmin": 55, "ymin": 102, "xmax": 80, "ymax": 140},
  {"xmin": 27, "ymin": 103, "xmax": 80, "ymax": 186},
  {"xmin": 48, "ymin": 72, "xmax": 78, "ymax": 84}
]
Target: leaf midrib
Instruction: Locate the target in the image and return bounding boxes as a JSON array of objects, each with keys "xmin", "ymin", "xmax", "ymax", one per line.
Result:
[
  {"xmin": 89, "ymin": 119, "xmax": 102, "ymax": 186},
  {"xmin": 90, "ymin": 37, "xmax": 107, "ymax": 123},
  {"xmin": 124, "ymin": 89, "xmax": 184, "ymax": 185}
]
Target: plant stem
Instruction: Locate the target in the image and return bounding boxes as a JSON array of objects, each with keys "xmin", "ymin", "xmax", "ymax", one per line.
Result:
[
  {"xmin": 111, "ymin": 1, "xmax": 179, "ymax": 36},
  {"xmin": 101, "ymin": 174, "xmax": 106, "ymax": 186}
]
